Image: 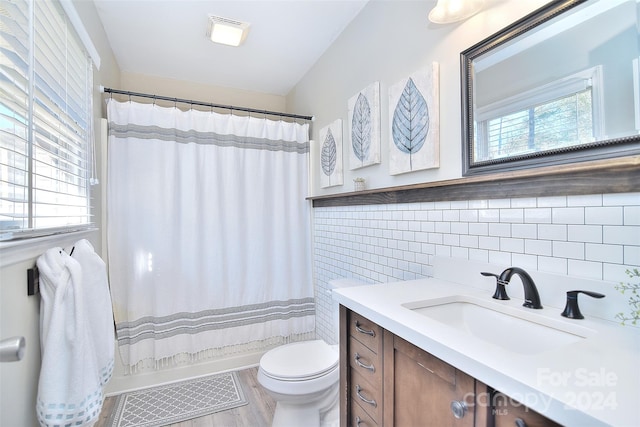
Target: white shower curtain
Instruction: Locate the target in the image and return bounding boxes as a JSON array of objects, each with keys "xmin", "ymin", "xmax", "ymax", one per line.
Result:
[{"xmin": 106, "ymin": 100, "xmax": 314, "ymax": 369}]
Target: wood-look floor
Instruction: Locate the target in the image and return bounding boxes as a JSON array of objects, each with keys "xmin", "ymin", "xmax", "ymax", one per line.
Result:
[{"xmin": 94, "ymin": 367, "xmax": 275, "ymax": 427}]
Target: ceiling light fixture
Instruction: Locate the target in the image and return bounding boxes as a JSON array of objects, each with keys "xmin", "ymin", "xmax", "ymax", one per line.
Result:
[
  {"xmin": 428, "ymin": 0, "xmax": 485, "ymax": 24},
  {"xmin": 207, "ymin": 15, "xmax": 250, "ymax": 47}
]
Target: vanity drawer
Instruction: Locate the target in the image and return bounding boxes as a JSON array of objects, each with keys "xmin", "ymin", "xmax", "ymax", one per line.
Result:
[
  {"xmin": 394, "ymin": 335, "xmax": 456, "ymax": 387},
  {"xmin": 350, "ymin": 398, "xmax": 378, "ymax": 427},
  {"xmin": 349, "ymin": 311, "xmax": 383, "ymax": 354},
  {"xmin": 349, "ymin": 336, "xmax": 382, "ymax": 386},
  {"xmin": 351, "ymin": 369, "xmax": 382, "ymax": 422}
]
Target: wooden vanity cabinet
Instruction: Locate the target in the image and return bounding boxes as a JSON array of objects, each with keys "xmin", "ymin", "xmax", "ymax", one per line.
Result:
[
  {"xmin": 340, "ymin": 305, "xmax": 559, "ymax": 427},
  {"xmin": 387, "ymin": 334, "xmax": 482, "ymax": 426},
  {"xmin": 340, "ymin": 306, "xmax": 484, "ymax": 426},
  {"xmin": 492, "ymin": 391, "xmax": 562, "ymax": 427},
  {"xmin": 342, "ymin": 308, "xmax": 385, "ymax": 426}
]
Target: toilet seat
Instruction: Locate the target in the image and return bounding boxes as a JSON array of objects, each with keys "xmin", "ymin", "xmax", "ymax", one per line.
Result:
[{"xmin": 260, "ymin": 340, "xmax": 338, "ymax": 382}]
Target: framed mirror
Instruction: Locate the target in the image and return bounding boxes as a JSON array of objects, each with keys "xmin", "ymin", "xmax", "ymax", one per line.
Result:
[{"xmin": 462, "ymin": 0, "xmax": 640, "ymax": 176}]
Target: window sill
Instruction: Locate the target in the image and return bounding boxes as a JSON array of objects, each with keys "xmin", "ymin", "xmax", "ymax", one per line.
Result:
[{"xmin": 0, "ymin": 228, "xmax": 99, "ymax": 268}]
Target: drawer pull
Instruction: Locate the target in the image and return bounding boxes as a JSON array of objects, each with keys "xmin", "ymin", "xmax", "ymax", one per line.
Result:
[
  {"xmin": 355, "ymin": 416, "xmax": 362, "ymax": 426},
  {"xmin": 355, "ymin": 320, "xmax": 376, "ymax": 337},
  {"xmin": 354, "ymin": 352, "xmax": 375, "ymax": 372},
  {"xmin": 356, "ymin": 384, "xmax": 377, "ymax": 407}
]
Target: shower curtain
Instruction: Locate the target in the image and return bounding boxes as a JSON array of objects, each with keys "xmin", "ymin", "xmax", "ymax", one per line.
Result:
[{"xmin": 106, "ymin": 100, "xmax": 314, "ymax": 370}]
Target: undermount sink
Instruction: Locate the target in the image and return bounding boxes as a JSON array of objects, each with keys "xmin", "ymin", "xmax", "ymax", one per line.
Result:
[{"xmin": 402, "ymin": 295, "xmax": 595, "ymax": 354}]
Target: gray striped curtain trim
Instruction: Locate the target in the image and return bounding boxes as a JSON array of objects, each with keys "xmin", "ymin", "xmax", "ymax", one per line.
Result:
[
  {"xmin": 115, "ymin": 298, "xmax": 315, "ymax": 345},
  {"xmin": 109, "ymin": 123, "xmax": 310, "ymax": 153}
]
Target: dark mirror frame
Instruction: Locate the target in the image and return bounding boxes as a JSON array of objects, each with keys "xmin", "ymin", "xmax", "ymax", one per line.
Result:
[{"xmin": 461, "ymin": 0, "xmax": 640, "ymax": 176}]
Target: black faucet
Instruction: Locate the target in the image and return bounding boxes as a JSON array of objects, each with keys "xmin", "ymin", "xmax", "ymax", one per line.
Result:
[
  {"xmin": 497, "ymin": 267, "xmax": 543, "ymax": 309},
  {"xmin": 561, "ymin": 290, "xmax": 605, "ymax": 319},
  {"xmin": 481, "ymin": 271, "xmax": 509, "ymax": 300}
]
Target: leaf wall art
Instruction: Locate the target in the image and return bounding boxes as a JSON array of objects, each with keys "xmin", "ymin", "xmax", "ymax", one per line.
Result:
[
  {"xmin": 388, "ymin": 63, "xmax": 440, "ymax": 175},
  {"xmin": 319, "ymin": 119, "xmax": 343, "ymax": 188},
  {"xmin": 348, "ymin": 82, "xmax": 381, "ymax": 170}
]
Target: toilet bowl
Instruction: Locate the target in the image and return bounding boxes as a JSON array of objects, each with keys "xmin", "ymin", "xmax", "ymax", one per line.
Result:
[
  {"xmin": 257, "ymin": 278, "xmax": 366, "ymax": 427},
  {"xmin": 257, "ymin": 340, "xmax": 339, "ymax": 427}
]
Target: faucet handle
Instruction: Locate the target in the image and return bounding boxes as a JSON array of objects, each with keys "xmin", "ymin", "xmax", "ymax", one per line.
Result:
[
  {"xmin": 481, "ymin": 272, "xmax": 510, "ymax": 301},
  {"xmin": 561, "ymin": 290, "xmax": 605, "ymax": 319}
]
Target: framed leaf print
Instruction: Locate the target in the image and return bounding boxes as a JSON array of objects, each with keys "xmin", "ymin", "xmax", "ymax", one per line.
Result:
[
  {"xmin": 319, "ymin": 119, "xmax": 343, "ymax": 188},
  {"xmin": 388, "ymin": 63, "xmax": 440, "ymax": 175},
  {"xmin": 348, "ymin": 82, "xmax": 381, "ymax": 170}
]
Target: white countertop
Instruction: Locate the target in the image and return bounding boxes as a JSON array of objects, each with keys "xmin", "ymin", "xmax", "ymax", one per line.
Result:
[{"xmin": 334, "ymin": 278, "xmax": 640, "ymax": 427}]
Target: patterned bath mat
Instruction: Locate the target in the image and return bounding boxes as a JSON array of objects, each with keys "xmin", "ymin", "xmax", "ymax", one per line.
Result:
[{"xmin": 107, "ymin": 371, "xmax": 248, "ymax": 427}]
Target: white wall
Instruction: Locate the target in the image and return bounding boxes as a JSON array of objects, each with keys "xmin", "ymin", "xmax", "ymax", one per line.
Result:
[
  {"xmin": 283, "ymin": 1, "xmax": 640, "ymax": 345},
  {"xmin": 118, "ymin": 72, "xmax": 288, "ymax": 113},
  {"xmin": 288, "ymin": 0, "xmax": 549, "ymax": 196}
]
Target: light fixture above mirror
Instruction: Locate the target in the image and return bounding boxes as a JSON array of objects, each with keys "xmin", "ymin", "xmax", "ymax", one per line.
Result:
[{"xmin": 428, "ymin": 0, "xmax": 484, "ymax": 24}]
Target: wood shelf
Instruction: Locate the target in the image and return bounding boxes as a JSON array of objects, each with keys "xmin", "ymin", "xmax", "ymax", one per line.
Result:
[{"xmin": 309, "ymin": 156, "xmax": 640, "ymax": 208}]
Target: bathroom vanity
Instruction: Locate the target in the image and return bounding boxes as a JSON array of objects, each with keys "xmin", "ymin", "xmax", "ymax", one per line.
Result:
[
  {"xmin": 341, "ymin": 307, "xmax": 560, "ymax": 426},
  {"xmin": 335, "ymin": 276, "xmax": 640, "ymax": 426}
]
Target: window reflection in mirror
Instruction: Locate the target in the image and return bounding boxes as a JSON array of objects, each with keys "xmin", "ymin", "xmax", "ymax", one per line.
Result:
[{"xmin": 462, "ymin": 0, "xmax": 640, "ymax": 175}]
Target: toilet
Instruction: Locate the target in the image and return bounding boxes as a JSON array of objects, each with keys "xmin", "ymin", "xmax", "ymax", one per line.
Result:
[{"xmin": 257, "ymin": 278, "xmax": 364, "ymax": 427}]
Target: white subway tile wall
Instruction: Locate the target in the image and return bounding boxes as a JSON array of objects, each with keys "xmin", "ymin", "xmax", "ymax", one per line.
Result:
[{"xmin": 313, "ymin": 192, "xmax": 640, "ymax": 343}]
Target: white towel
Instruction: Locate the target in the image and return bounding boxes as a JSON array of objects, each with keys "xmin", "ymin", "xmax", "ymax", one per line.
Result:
[
  {"xmin": 71, "ymin": 239, "xmax": 115, "ymax": 385},
  {"xmin": 36, "ymin": 248, "xmax": 103, "ymax": 427}
]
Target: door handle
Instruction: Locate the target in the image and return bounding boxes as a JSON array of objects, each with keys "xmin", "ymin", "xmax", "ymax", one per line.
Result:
[{"xmin": 0, "ymin": 336, "xmax": 25, "ymax": 362}]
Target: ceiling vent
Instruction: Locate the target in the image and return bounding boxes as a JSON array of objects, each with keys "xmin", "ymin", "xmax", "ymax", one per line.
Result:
[{"xmin": 207, "ymin": 15, "xmax": 250, "ymax": 47}]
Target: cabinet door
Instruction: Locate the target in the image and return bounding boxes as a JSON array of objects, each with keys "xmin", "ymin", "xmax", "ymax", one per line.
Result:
[
  {"xmin": 493, "ymin": 392, "xmax": 562, "ymax": 427},
  {"xmin": 390, "ymin": 336, "xmax": 475, "ymax": 427}
]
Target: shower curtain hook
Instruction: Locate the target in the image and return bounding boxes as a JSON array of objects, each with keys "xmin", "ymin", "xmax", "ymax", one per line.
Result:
[{"xmin": 153, "ymin": 95, "xmax": 156, "ymax": 106}]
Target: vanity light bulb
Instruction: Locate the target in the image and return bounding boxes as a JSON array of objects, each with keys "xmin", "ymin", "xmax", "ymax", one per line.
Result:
[
  {"xmin": 428, "ymin": 0, "xmax": 485, "ymax": 24},
  {"xmin": 446, "ymin": 0, "xmax": 464, "ymax": 15}
]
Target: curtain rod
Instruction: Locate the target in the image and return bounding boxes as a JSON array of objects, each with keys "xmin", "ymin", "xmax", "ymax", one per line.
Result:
[{"xmin": 99, "ymin": 86, "xmax": 314, "ymax": 121}]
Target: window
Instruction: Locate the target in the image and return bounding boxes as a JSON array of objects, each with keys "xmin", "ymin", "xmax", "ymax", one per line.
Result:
[
  {"xmin": 0, "ymin": 0, "xmax": 95, "ymax": 241},
  {"xmin": 474, "ymin": 67, "xmax": 604, "ymax": 162}
]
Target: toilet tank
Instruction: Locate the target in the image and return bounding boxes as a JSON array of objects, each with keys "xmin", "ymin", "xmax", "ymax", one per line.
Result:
[{"xmin": 327, "ymin": 278, "xmax": 367, "ymax": 344}]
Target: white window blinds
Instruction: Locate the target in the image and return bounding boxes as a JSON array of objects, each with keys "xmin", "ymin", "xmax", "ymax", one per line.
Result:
[
  {"xmin": 0, "ymin": 0, "xmax": 94, "ymax": 241},
  {"xmin": 484, "ymin": 89, "xmax": 594, "ymax": 160},
  {"xmin": 474, "ymin": 67, "xmax": 603, "ymax": 163}
]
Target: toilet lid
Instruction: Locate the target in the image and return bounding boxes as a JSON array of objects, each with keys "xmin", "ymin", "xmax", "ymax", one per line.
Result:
[{"xmin": 260, "ymin": 340, "xmax": 339, "ymax": 381}]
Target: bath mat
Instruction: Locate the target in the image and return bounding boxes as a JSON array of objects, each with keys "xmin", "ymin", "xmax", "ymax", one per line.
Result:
[{"xmin": 107, "ymin": 371, "xmax": 247, "ymax": 427}]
